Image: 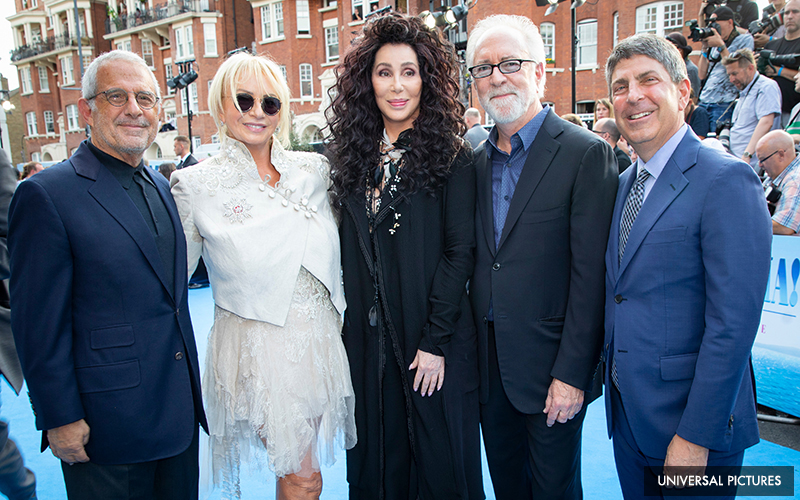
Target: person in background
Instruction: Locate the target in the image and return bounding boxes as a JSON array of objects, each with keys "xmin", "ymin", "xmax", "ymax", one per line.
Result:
[
  {"xmin": 174, "ymin": 136, "xmax": 198, "ymax": 169},
  {"xmin": 666, "ymin": 33, "xmax": 701, "ymax": 100},
  {"xmin": 464, "ymin": 107, "xmax": 490, "ymax": 149},
  {"xmin": 685, "ymin": 94, "xmax": 711, "ymax": 138},
  {"xmin": 593, "ymin": 118, "xmax": 632, "ymax": 173},
  {"xmin": 761, "ymin": 0, "xmax": 800, "ymax": 125},
  {"xmin": 328, "ymin": 13, "xmax": 482, "ymax": 499},
  {"xmin": 756, "ymin": 130, "xmax": 800, "ymax": 234},
  {"xmin": 171, "ymin": 52, "xmax": 356, "ymax": 500},
  {"xmin": 753, "ymin": 0, "xmax": 787, "ymax": 48},
  {"xmin": 723, "ymin": 48, "xmax": 782, "ymax": 168},
  {"xmin": 594, "ymin": 97, "xmax": 614, "ymax": 122},
  {"xmin": 561, "ymin": 113, "xmax": 586, "ymax": 127},
  {"xmin": 19, "ymin": 162, "xmax": 42, "ymax": 182},
  {"xmin": 158, "ymin": 162, "xmax": 176, "ymax": 181}
]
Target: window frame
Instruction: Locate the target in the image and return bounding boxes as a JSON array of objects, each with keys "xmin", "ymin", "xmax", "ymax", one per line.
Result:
[
  {"xmin": 296, "ymin": 0, "xmax": 310, "ymax": 35},
  {"xmin": 203, "ymin": 23, "xmax": 217, "ymax": 56},
  {"xmin": 20, "ymin": 67, "xmax": 32, "ymax": 95},
  {"xmin": 26, "ymin": 111, "xmax": 38, "ymax": 136},
  {"xmin": 576, "ymin": 19, "xmax": 598, "ymax": 68},
  {"xmin": 141, "ymin": 39, "xmax": 154, "ymax": 68},
  {"xmin": 66, "ymin": 104, "xmax": 80, "ymax": 131},
  {"xmin": 43, "ymin": 110, "xmax": 54, "ymax": 134},
  {"xmin": 635, "ymin": 1, "xmax": 684, "ymax": 36},
  {"xmin": 260, "ymin": 2, "xmax": 284, "ymax": 42},
  {"xmin": 325, "ymin": 26, "xmax": 339, "ymax": 62},
  {"xmin": 61, "ymin": 56, "xmax": 74, "ymax": 85},
  {"xmin": 540, "ymin": 22, "xmax": 555, "ymax": 62},
  {"xmin": 299, "ymin": 63, "xmax": 313, "ymax": 98}
]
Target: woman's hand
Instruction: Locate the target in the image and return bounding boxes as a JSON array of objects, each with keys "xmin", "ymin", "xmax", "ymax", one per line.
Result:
[{"xmin": 409, "ymin": 350, "xmax": 445, "ymax": 397}]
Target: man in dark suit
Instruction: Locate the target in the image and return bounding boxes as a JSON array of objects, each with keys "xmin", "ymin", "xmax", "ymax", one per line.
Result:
[
  {"xmin": 173, "ymin": 135, "xmax": 198, "ymax": 169},
  {"xmin": 0, "ymin": 151, "xmax": 37, "ymax": 500},
  {"xmin": 593, "ymin": 118, "xmax": 632, "ymax": 173},
  {"xmin": 604, "ymin": 34, "xmax": 771, "ymax": 498},
  {"xmin": 465, "ymin": 14, "xmax": 618, "ymax": 499},
  {"xmin": 8, "ymin": 50, "xmax": 207, "ymax": 499}
]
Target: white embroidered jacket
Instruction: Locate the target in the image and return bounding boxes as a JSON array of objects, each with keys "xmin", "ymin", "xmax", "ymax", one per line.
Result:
[{"xmin": 170, "ymin": 138, "xmax": 346, "ymax": 326}]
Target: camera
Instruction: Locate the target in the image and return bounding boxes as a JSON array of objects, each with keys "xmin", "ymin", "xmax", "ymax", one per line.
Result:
[
  {"xmin": 716, "ymin": 120, "xmax": 732, "ymax": 152},
  {"xmin": 749, "ymin": 6, "xmax": 783, "ymax": 35},
  {"xmin": 757, "ymin": 49, "xmax": 800, "ymax": 75},
  {"xmin": 688, "ymin": 19, "xmax": 722, "ymax": 42},
  {"xmin": 766, "ymin": 185, "xmax": 782, "ymax": 215}
]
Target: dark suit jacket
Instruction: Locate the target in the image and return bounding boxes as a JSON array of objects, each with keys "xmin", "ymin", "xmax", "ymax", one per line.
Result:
[
  {"xmin": 470, "ymin": 110, "xmax": 619, "ymax": 413},
  {"xmin": 0, "ymin": 152, "xmax": 22, "ymax": 395},
  {"xmin": 178, "ymin": 154, "xmax": 198, "ymax": 169},
  {"xmin": 604, "ymin": 130, "xmax": 771, "ymax": 458},
  {"xmin": 614, "ymin": 145, "xmax": 632, "ymax": 174},
  {"xmin": 8, "ymin": 141, "xmax": 207, "ymax": 465}
]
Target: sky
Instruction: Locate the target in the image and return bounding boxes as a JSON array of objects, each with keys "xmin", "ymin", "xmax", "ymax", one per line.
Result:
[{"xmin": 0, "ymin": 0, "xmax": 774, "ymax": 92}]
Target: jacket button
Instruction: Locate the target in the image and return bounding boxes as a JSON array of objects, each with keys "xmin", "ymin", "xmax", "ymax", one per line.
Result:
[
  {"xmin": 605, "ymin": 343, "xmax": 609, "ymax": 351},
  {"xmin": 729, "ymin": 415, "xmax": 735, "ymax": 425},
  {"xmin": 175, "ymin": 308, "xmax": 180, "ymax": 316},
  {"xmin": 614, "ymin": 295, "xmax": 623, "ymax": 304},
  {"xmin": 175, "ymin": 352, "xmax": 184, "ymax": 360},
  {"xmin": 483, "ymin": 316, "xmax": 488, "ymax": 324},
  {"xmin": 492, "ymin": 263, "xmax": 501, "ymax": 271}
]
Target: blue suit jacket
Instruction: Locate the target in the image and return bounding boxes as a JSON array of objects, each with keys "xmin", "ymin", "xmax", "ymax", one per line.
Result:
[
  {"xmin": 8, "ymin": 141, "xmax": 207, "ymax": 465},
  {"xmin": 603, "ymin": 130, "xmax": 772, "ymax": 459}
]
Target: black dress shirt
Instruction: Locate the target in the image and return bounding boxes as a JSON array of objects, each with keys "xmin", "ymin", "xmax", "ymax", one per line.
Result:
[{"xmin": 87, "ymin": 141, "xmax": 175, "ymax": 294}]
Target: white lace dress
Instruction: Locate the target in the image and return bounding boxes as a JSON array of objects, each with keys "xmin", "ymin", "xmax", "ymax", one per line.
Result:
[{"xmin": 170, "ymin": 139, "xmax": 356, "ymax": 499}]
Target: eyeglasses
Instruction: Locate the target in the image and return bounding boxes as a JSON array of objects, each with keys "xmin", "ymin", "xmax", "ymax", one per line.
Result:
[
  {"xmin": 87, "ymin": 88, "xmax": 159, "ymax": 109},
  {"xmin": 234, "ymin": 94, "xmax": 281, "ymax": 116},
  {"xmin": 759, "ymin": 149, "xmax": 782, "ymax": 166},
  {"xmin": 468, "ymin": 59, "xmax": 536, "ymax": 79},
  {"xmin": 592, "ymin": 129, "xmax": 608, "ymax": 137}
]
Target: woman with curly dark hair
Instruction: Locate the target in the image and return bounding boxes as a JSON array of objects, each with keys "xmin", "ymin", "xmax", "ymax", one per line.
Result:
[{"xmin": 327, "ymin": 12, "xmax": 482, "ymax": 500}]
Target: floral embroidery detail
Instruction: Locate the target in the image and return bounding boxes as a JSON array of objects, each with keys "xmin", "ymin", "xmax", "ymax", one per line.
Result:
[{"xmin": 223, "ymin": 198, "xmax": 253, "ymax": 223}]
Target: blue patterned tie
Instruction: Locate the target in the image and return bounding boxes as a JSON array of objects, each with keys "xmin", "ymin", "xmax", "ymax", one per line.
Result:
[{"xmin": 618, "ymin": 167, "xmax": 651, "ymax": 265}]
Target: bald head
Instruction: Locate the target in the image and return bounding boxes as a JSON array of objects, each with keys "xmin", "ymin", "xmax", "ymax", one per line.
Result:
[
  {"xmin": 593, "ymin": 117, "xmax": 621, "ymax": 145},
  {"xmin": 756, "ymin": 130, "xmax": 796, "ymax": 179}
]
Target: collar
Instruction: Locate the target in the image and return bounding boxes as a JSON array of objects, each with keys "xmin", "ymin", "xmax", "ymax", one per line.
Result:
[
  {"xmin": 772, "ymin": 154, "xmax": 800, "ymax": 187},
  {"xmin": 87, "ymin": 140, "xmax": 150, "ymax": 189},
  {"xmin": 740, "ymin": 72, "xmax": 761, "ymax": 97},
  {"xmin": 638, "ymin": 124, "xmax": 689, "ymax": 180},
  {"xmin": 486, "ymin": 105, "xmax": 550, "ymax": 159}
]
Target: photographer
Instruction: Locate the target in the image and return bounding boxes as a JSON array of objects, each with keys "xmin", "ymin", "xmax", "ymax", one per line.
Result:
[
  {"xmin": 698, "ymin": 6, "xmax": 755, "ymax": 132},
  {"xmin": 753, "ymin": 0, "xmax": 786, "ymax": 48},
  {"xmin": 756, "ymin": 130, "xmax": 800, "ymax": 234},
  {"xmin": 724, "ymin": 49, "xmax": 782, "ymax": 167},
  {"xmin": 762, "ymin": 0, "xmax": 800, "ymax": 123}
]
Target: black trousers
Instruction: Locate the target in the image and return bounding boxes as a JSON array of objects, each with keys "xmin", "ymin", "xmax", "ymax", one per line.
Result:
[
  {"xmin": 480, "ymin": 323, "xmax": 585, "ymax": 500},
  {"xmin": 61, "ymin": 425, "xmax": 199, "ymax": 500}
]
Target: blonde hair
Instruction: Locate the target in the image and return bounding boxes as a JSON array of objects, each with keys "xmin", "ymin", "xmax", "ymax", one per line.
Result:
[
  {"xmin": 594, "ymin": 98, "xmax": 614, "ymax": 121},
  {"xmin": 208, "ymin": 52, "xmax": 291, "ymax": 147}
]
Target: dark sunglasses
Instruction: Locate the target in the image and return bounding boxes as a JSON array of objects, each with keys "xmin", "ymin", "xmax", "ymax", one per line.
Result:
[{"xmin": 235, "ymin": 94, "xmax": 281, "ymax": 115}]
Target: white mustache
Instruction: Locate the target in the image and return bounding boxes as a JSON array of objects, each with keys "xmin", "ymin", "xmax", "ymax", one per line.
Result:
[
  {"xmin": 485, "ymin": 86, "xmax": 520, "ymax": 100},
  {"xmin": 115, "ymin": 120, "xmax": 150, "ymax": 128}
]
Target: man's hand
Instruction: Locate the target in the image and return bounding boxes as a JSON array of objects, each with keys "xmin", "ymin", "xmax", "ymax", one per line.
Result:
[
  {"xmin": 753, "ymin": 32, "xmax": 771, "ymax": 49},
  {"xmin": 48, "ymin": 419, "xmax": 90, "ymax": 464},
  {"xmin": 543, "ymin": 378, "xmax": 584, "ymax": 427},
  {"xmin": 663, "ymin": 434, "xmax": 709, "ymax": 489},
  {"xmin": 409, "ymin": 350, "xmax": 445, "ymax": 397},
  {"xmin": 706, "ymin": 28, "xmax": 725, "ymax": 48}
]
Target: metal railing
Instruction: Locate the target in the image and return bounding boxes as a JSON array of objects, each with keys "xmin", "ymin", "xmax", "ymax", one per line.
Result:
[
  {"xmin": 11, "ymin": 34, "xmax": 89, "ymax": 62},
  {"xmin": 104, "ymin": 0, "xmax": 215, "ymax": 34}
]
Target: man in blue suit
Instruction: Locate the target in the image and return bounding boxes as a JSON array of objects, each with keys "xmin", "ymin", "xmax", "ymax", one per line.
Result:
[
  {"xmin": 8, "ymin": 50, "xmax": 207, "ymax": 499},
  {"xmin": 603, "ymin": 34, "xmax": 772, "ymax": 498}
]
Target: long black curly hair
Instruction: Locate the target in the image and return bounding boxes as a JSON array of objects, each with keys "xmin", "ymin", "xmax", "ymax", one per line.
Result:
[{"xmin": 326, "ymin": 12, "xmax": 467, "ymax": 206}]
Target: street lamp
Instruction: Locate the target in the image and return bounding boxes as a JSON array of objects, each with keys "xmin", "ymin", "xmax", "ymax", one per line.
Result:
[{"xmin": 167, "ymin": 60, "xmax": 198, "ymax": 153}]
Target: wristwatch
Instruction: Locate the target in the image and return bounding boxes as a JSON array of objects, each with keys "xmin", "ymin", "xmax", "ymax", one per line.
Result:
[{"xmin": 743, "ymin": 152, "xmax": 753, "ymax": 159}]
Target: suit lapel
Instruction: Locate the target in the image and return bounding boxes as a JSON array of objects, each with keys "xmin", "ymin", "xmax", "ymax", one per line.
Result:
[
  {"xmin": 147, "ymin": 167, "xmax": 184, "ymax": 303},
  {"xmin": 496, "ymin": 111, "xmax": 561, "ymax": 251},
  {"xmin": 474, "ymin": 147, "xmax": 496, "ymax": 257},
  {"xmin": 617, "ymin": 133, "xmax": 698, "ymax": 276},
  {"xmin": 73, "ymin": 144, "xmax": 174, "ymax": 301}
]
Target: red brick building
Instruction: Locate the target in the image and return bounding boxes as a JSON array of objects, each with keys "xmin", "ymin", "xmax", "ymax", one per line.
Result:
[{"xmin": 9, "ymin": 0, "xmax": 708, "ymax": 162}]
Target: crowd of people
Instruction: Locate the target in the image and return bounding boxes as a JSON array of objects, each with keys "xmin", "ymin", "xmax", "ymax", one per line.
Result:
[{"xmin": 0, "ymin": 7, "xmax": 793, "ymax": 500}]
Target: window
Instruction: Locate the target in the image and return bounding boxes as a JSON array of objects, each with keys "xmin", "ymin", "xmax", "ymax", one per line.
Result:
[
  {"xmin": 79, "ymin": 13, "xmax": 86, "ymax": 38},
  {"xmin": 26, "ymin": 112, "xmax": 38, "ymax": 136},
  {"xmin": 181, "ymin": 83, "xmax": 199, "ymax": 114},
  {"xmin": 176, "ymin": 26, "xmax": 193, "ymax": 60},
  {"xmin": 261, "ymin": 2, "xmax": 284, "ymax": 41},
  {"xmin": 299, "ymin": 63, "xmax": 312, "ymax": 98},
  {"xmin": 352, "ymin": 0, "xmax": 378, "ymax": 20},
  {"xmin": 141, "ymin": 39, "xmax": 154, "ymax": 67},
  {"xmin": 203, "ymin": 23, "xmax": 217, "ymax": 55},
  {"xmin": 116, "ymin": 41, "xmax": 132, "ymax": 51},
  {"xmin": 66, "ymin": 104, "xmax": 80, "ymax": 131},
  {"xmin": 31, "ymin": 152, "xmax": 41, "ymax": 162},
  {"xmin": 20, "ymin": 67, "xmax": 32, "ymax": 95},
  {"xmin": 175, "ymin": 28, "xmax": 184, "ymax": 58},
  {"xmin": 325, "ymin": 0, "xmax": 337, "ymax": 6},
  {"xmin": 540, "ymin": 23, "xmax": 555, "ymax": 62},
  {"xmin": 297, "ymin": 0, "xmax": 310, "ymax": 34},
  {"xmin": 44, "ymin": 110, "xmax": 54, "ymax": 133},
  {"xmin": 636, "ymin": 1, "xmax": 684, "ymax": 36},
  {"xmin": 613, "ymin": 12, "xmax": 620, "ymax": 46},
  {"xmin": 165, "ymin": 63, "xmax": 175, "ymax": 95},
  {"xmin": 185, "ymin": 26, "xmax": 194, "ymax": 57},
  {"xmin": 280, "ymin": 65, "xmax": 287, "ymax": 83},
  {"xmin": 31, "ymin": 25, "xmax": 42, "ymax": 43},
  {"xmin": 192, "ymin": 136, "xmax": 201, "ymax": 151},
  {"xmin": 577, "ymin": 19, "xmax": 597, "ymax": 67},
  {"xmin": 61, "ymin": 56, "xmax": 74, "ymax": 85},
  {"xmin": 82, "ymin": 54, "xmax": 93, "ymax": 70},
  {"xmin": 325, "ymin": 26, "xmax": 339, "ymax": 62},
  {"xmin": 211, "ymin": 134, "xmax": 220, "ymax": 144}
]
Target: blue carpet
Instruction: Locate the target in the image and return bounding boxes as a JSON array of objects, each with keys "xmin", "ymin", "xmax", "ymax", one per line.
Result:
[{"xmin": 0, "ymin": 286, "xmax": 796, "ymax": 499}]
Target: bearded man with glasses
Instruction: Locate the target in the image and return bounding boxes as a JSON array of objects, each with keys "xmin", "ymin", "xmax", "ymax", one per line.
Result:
[
  {"xmin": 7, "ymin": 50, "xmax": 207, "ymax": 499},
  {"xmin": 465, "ymin": 14, "xmax": 618, "ymax": 500}
]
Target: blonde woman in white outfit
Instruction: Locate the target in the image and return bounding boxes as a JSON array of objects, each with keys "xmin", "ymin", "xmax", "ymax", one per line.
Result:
[{"xmin": 170, "ymin": 52, "xmax": 356, "ymax": 500}]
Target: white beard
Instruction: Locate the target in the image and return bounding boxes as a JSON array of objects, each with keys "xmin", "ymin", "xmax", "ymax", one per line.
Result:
[{"xmin": 479, "ymin": 83, "xmax": 533, "ymax": 125}]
